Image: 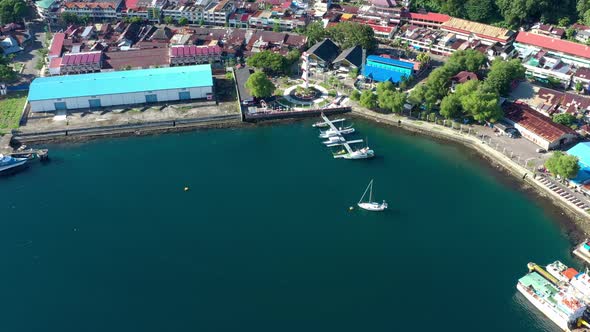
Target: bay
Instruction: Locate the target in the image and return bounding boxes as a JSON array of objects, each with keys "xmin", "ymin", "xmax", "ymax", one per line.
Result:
[{"xmin": 0, "ymin": 119, "xmax": 574, "ymax": 332}]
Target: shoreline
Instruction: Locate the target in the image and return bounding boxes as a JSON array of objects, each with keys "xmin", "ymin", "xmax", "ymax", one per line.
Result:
[
  {"xmin": 9, "ymin": 110, "xmax": 589, "ymax": 245},
  {"xmin": 350, "ymin": 109, "xmax": 590, "ymax": 245}
]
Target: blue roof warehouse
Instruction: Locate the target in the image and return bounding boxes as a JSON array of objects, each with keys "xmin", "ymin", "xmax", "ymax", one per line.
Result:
[
  {"xmin": 362, "ymin": 55, "xmax": 414, "ymax": 83},
  {"xmin": 28, "ymin": 65, "xmax": 214, "ymax": 112}
]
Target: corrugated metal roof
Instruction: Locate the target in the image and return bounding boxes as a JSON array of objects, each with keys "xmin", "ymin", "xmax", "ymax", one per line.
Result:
[
  {"xmin": 366, "ymin": 55, "xmax": 414, "ymax": 69},
  {"xmin": 28, "ymin": 65, "xmax": 213, "ymax": 101},
  {"xmin": 363, "ymin": 66, "xmax": 407, "ymax": 83}
]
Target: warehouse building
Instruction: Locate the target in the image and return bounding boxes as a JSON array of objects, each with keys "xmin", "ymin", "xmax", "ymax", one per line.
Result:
[{"xmin": 28, "ymin": 65, "xmax": 214, "ymax": 112}]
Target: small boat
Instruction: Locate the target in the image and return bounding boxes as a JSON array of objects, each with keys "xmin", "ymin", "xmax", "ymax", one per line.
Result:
[
  {"xmin": 0, "ymin": 154, "xmax": 27, "ymax": 173},
  {"xmin": 357, "ymin": 179, "xmax": 387, "ymax": 211},
  {"xmin": 312, "ymin": 118, "xmax": 346, "ymax": 128},
  {"xmin": 319, "ymin": 127, "xmax": 355, "ymax": 138},
  {"xmin": 342, "ymin": 147, "xmax": 374, "ymax": 159},
  {"xmin": 322, "ymin": 136, "xmax": 346, "ymax": 145}
]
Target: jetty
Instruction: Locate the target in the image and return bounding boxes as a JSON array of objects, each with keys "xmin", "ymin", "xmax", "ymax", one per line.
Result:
[
  {"xmin": 317, "ymin": 113, "xmax": 374, "ymax": 160},
  {"xmin": 0, "ymin": 133, "xmax": 49, "ymax": 160}
]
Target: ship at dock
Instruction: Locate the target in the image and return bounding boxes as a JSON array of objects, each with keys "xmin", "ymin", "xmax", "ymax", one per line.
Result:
[{"xmin": 517, "ymin": 261, "xmax": 590, "ymax": 331}]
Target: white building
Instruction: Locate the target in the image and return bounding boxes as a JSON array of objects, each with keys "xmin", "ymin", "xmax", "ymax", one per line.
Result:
[{"xmin": 28, "ymin": 65, "xmax": 213, "ymax": 112}]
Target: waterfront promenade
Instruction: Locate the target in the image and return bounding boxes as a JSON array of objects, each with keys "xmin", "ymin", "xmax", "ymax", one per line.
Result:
[{"xmin": 351, "ymin": 105, "xmax": 590, "ymax": 233}]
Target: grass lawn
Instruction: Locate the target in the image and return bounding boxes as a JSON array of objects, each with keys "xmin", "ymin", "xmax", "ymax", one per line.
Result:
[
  {"xmin": 10, "ymin": 63, "xmax": 24, "ymax": 72},
  {"xmin": 0, "ymin": 92, "xmax": 27, "ymax": 133}
]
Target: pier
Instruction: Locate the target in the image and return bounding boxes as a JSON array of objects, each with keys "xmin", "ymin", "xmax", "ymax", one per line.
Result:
[{"xmin": 0, "ymin": 133, "xmax": 49, "ymax": 160}]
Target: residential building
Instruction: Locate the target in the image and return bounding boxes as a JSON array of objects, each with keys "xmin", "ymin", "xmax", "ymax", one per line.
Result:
[
  {"xmin": 574, "ymin": 67, "xmax": 590, "ymax": 91},
  {"xmin": 503, "ymin": 102, "xmax": 577, "ymax": 150},
  {"xmin": 48, "ymin": 32, "xmax": 66, "ymax": 60},
  {"xmin": 403, "ymin": 11, "xmax": 450, "ymax": 28},
  {"xmin": 450, "ymin": 71, "xmax": 477, "ymax": 92},
  {"xmin": 62, "ymin": 0, "xmax": 124, "ymax": 20},
  {"xmin": 34, "ymin": 0, "xmax": 59, "ymax": 19},
  {"xmin": 531, "ymin": 24, "xmax": 565, "ymax": 39},
  {"xmin": 440, "ymin": 17, "xmax": 515, "ymax": 46},
  {"xmin": 521, "ymin": 50, "xmax": 575, "ymax": 88},
  {"xmin": 169, "ymin": 45, "xmax": 222, "ymax": 66},
  {"xmin": 28, "ymin": 65, "xmax": 214, "ymax": 112},
  {"xmin": 362, "ymin": 55, "xmax": 413, "ymax": 83},
  {"xmin": 515, "ymin": 32, "xmax": 590, "ymax": 68},
  {"xmin": 203, "ymin": 0, "xmax": 234, "ymax": 26},
  {"xmin": 58, "ymin": 51, "xmax": 103, "ymax": 75},
  {"xmin": 0, "ymin": 36, "xmax": 23, "ymax": 55},
  {"xmin": 248, "ymin": 10, "xmax": 308, "ymax": 31}
]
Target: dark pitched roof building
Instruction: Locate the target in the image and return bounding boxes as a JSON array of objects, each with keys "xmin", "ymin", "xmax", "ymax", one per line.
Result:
[
  {"xmin": 451, "ymin": 71, "xmax": 478, "ymax": 84},
  {"xmin": 305, "ymin": 38, "xmax": 340, "ymax": 65},
  {"xmin": 234, "ymin": 67, "xmax": 254, "ymax": 104},
  {"xmin": 333, "ymin": 45, "xmax": 362, "ymax": 69}
]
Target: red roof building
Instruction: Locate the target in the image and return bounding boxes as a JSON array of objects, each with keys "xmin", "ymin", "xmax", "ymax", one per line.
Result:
[
  {"xmin": 515, "ymin": 32, "xmax": 590, "ymax": 64},
  {"xmin": 48, "ymin": 32, "xmax": 65, "ymax": 59},
  {"xmin": 503, "ymin": 102, "xmax": 577, "ymax": 149}
]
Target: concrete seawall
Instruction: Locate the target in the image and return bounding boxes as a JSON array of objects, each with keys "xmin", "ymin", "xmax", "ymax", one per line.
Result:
[
  {"xmin": 351, "ymin": 108, "xmax": 590, "ymax": 237},
  {"xmin": 13, "ymin": 114, "xmax": 242, "ymax": 144}
]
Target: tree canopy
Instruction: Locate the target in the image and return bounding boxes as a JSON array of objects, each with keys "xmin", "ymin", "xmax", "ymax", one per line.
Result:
[
  {"xmin": 359, "ymin": 90, "xmax": 378, "ymax": 110},
  {"xmin": 0, "ymin": 0, "xmax": 27, "ymax": 25},
  {"xmin": 440, "ymin": 80, "xmax": 502, "ymax": 122},
  {"xmin": 482, "ymin": 59, "xmax": 525, "ymax": 96},
  {"xmin": 178, "ymin": 17, "xmax": 189, "ymax": 26},
  {"xmin": 412, "ymin": 0, "xmax": 578, "ymax": 27},
  {"xmin": 376, "ymin": 82, "xmax": 406, "ymax": 113},
  {"xmin": 246, "ymin": 51, "xmax": 288, "ymax": 75},
  {"xmin": 245, "ymin": 71, "xmax": 275, "ymax": 99},
  {"xmin": 545, "ymin": 152, "xmax": 580, "ymax": 179},
  {"xmin": 553, "ymin": 113, "xmax": 577, "ymax": 126},
  {"xmin": 0, "ymin": 54, "xmax": 16, "ymax": 83},
  {"xmin": 327, "ymin": 22, "xmax": 377, "ymax": 52}
]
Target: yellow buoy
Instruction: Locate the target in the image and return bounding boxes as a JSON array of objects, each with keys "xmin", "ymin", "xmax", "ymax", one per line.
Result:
[
  {"xmin": 349, "ymin": 206, "xmax": 354, "ymax": 211},
  {"xmin": 184, "ymin": 187, "xmax": 190, "ymax": 192}
]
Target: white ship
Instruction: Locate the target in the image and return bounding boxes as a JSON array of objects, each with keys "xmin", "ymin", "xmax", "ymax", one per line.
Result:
[
  {"xmin": 0, "ymin": 154, "xmax": 27, "ymax": 173},
  {"xmin": 517, "ymin": 262, "xmax": 589, "ymax": 331}
]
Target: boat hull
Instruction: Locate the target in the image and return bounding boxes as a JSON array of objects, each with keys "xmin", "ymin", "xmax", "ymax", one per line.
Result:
[
  {"xmin": 0, "ymin": 158, "xmax": 27, "ymax": 173},
  {"xmin": 357, "ymin": 202, "xmax": 387, "ymax": 211},
  {"xmin": 516, "ymin": 282, "xmax": 570, "ymax": 331}
]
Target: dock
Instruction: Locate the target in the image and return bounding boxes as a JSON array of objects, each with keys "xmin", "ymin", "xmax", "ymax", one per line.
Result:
[
  {"xmin": 0, "ymin": 133, "xmax": 49, "ymax": 160},
  {"xmin": 573, "ymin": 241, "xmax": 590, "ymax": 266}
]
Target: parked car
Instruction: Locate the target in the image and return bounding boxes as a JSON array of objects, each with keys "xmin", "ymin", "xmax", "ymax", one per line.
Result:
[
  {"xmin": 536, "ymin": 148, "xmax": 547, "ymax": 153},
  {"xmin": 505, "ymin": 128, "xmax": 521, "ymax": 138}
]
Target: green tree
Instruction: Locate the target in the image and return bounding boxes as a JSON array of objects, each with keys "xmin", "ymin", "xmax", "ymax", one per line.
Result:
[
  {"xmin": 0, "ymin": 0, "xmax": 27, "ymax": 24},
  {"xmin": 246, "ymin": 51, "xmax": 288, "ymax": 75},
  {"xmin": 465, "ymin": 0, "xmax": 496, "ymax": 22},
  {"xmin": 164, "ymin": 16, "xmax": 174, "ymax": 25},
  {"xmin": 304, "ymin": 21, "xmax": 327, "ymax": 47},
  {"xmin": 199, "ymin": 18, "xmax": 205, "ymax": 26},
  {"xmin": 460, "ymin": 89, "xmax": 503, "ymax": 122},
  {"xmin": 558, "ymin": 17, "xmax": 570, "ymax": 27},
  {"xmin": 376, "ymin": 81, "xmax": 395, "ymax": 95},
  {"xmin": 245, "ymin": 71, "xmax": 275, "ymax": 98},
  {"xmin": 359, "ymin": 90, "xmax": 378, "ymax": 110},
  {"xmin": 327, "ymin": 22, "xmax": 377, "ymax": 52},
  {"xmin": 584, "ymin": 9, "xmax": 590, "ymax": 25},
  {"xmin": 447, "ymin": 49, "xmax": 487, "ymax": 73},
  {"xmin": 408, "ymin": 84, "xmax": 426, "ymax": 105},
  {"xmin": 129, "ymin": 16, "xmax": 143, "ymax": 24},
  {"xmin": 440, "ymin": 94, "xmax": 463, "ymax": 119},
  {"xmin": 575, "ymin": 81, "xmax": 584, "ymax": 92},
  {"xmin": 272, "ymin": 22, "xmax": 280, "ymax": 32},
  {"xmin": 565, "ymin": 27, "xmax": 575, "ymax": 40},
  {"xmin": 348, "ymin": 67, "xmax": 359, "ymax": 79},
  {"xmin": 545, "ymin": 152, "xmax": 580, "ymax": 179},
  {"xmin": 60, "ymin": 12, "xmax": 81, "ymax": 25},
  {"xmin": 553, "ymin": 113, "xmax": 577, "ymax": 126},
  {"xmin": 482, "ymin": 59, "xmax": 525, "ymax": 96},
  {"xmin": 178, "ymin": 17, "xmax": 189, "ymax": 26},
  {"xmin": 439, "ymin": 0, "xmax": 464, "ymax": 17},
  {"xmin": 416, "ymin": 52, "xmax": 431, "ymax": 65},
  {"xmin": 285, "ymin": 49, "xmax": 301, "ymax": 64},
  {"xmin": 350, "ymin": 90, "xmax": 361, "ymax": 101},
  {"xmin": 0, "ymin": 55, "xmax": 16, "ymax": 82}
]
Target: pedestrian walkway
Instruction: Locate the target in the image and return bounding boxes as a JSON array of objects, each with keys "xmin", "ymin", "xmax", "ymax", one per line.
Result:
[{"xmin": 536, "ymin": 176, "xmax": 589, "ymax": 210}]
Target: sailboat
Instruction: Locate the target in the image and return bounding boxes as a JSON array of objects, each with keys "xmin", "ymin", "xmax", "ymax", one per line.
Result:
[{"xmin": 357, "ymin": 179, "xmax": 387, "ymax": 211}]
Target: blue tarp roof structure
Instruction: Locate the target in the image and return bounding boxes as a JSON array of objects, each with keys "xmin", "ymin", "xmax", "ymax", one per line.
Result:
[
  {"xmin": 567, "ymin": 142, "xmax": 590, "ymax": 184},
  {"xmin": 366, "ymin": 55, "xmax": 414, "ymax": 70},
  {"xmin": 363, "ymin": 66, "xmax": 407, "ymax": 83},
  {"xmin": 28, "ymin": 64, "xmax": 213, "ymax": 101},
  {"xmin": 568, "ymin": 142, "xmax": 590, "ymax": 169}
]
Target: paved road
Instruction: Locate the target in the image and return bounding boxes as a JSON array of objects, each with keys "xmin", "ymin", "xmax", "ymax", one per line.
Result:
[{"xmin": 12, "ymin": 23, "xmax": 46, "ymax": 84}]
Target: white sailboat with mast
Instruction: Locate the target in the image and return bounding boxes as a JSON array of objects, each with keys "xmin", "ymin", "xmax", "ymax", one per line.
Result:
[{"xmin": 357, "ymin": 179, "xmax": 387, "ymax": 211}]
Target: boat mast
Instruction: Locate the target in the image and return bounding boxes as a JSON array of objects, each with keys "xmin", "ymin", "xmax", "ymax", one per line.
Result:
[
  {"xmin": 369, "ymin": 180, "xmax": 373, "ymax": 203},
  {"xmin": 359, "ymin": 180, "xmax": 372, "ymax": 204}
]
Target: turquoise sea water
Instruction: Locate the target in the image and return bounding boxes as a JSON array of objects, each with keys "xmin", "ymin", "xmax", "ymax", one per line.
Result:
[{"xmin": 0, "ymin": 119, "xmax": 576, "ymax": 332}]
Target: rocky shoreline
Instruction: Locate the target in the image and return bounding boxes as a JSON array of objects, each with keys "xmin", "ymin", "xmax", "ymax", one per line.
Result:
[{"xmin": 350, "ymin": 108, "xmax": 590, "ymax": 245}]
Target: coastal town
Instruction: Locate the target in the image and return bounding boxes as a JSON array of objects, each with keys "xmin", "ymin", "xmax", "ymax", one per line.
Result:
[{"xmin": 2, "ymin": 0, "xmax": 590, "ymax": 330}]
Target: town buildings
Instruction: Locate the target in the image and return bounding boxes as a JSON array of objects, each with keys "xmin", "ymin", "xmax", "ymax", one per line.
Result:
[
  {"xmin": 503, "ymin": 102, "xmax": 578, "ymax": 150},
  {"xmin": 28, "ymin": 65, "xmax": 213, "ymax": 112},
  {"xmin": 362, "ymin": 55, "xmax": 413, "ymax": 83},
  {"xmin": 515, "ymin": 32, "xmax": 590, "ymax": 68}
]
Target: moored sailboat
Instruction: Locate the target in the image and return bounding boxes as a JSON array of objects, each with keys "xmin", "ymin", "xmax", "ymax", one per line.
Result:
[{"xmin": 357, "ymin": 179, "xmax": 387, "ymax": 211}]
